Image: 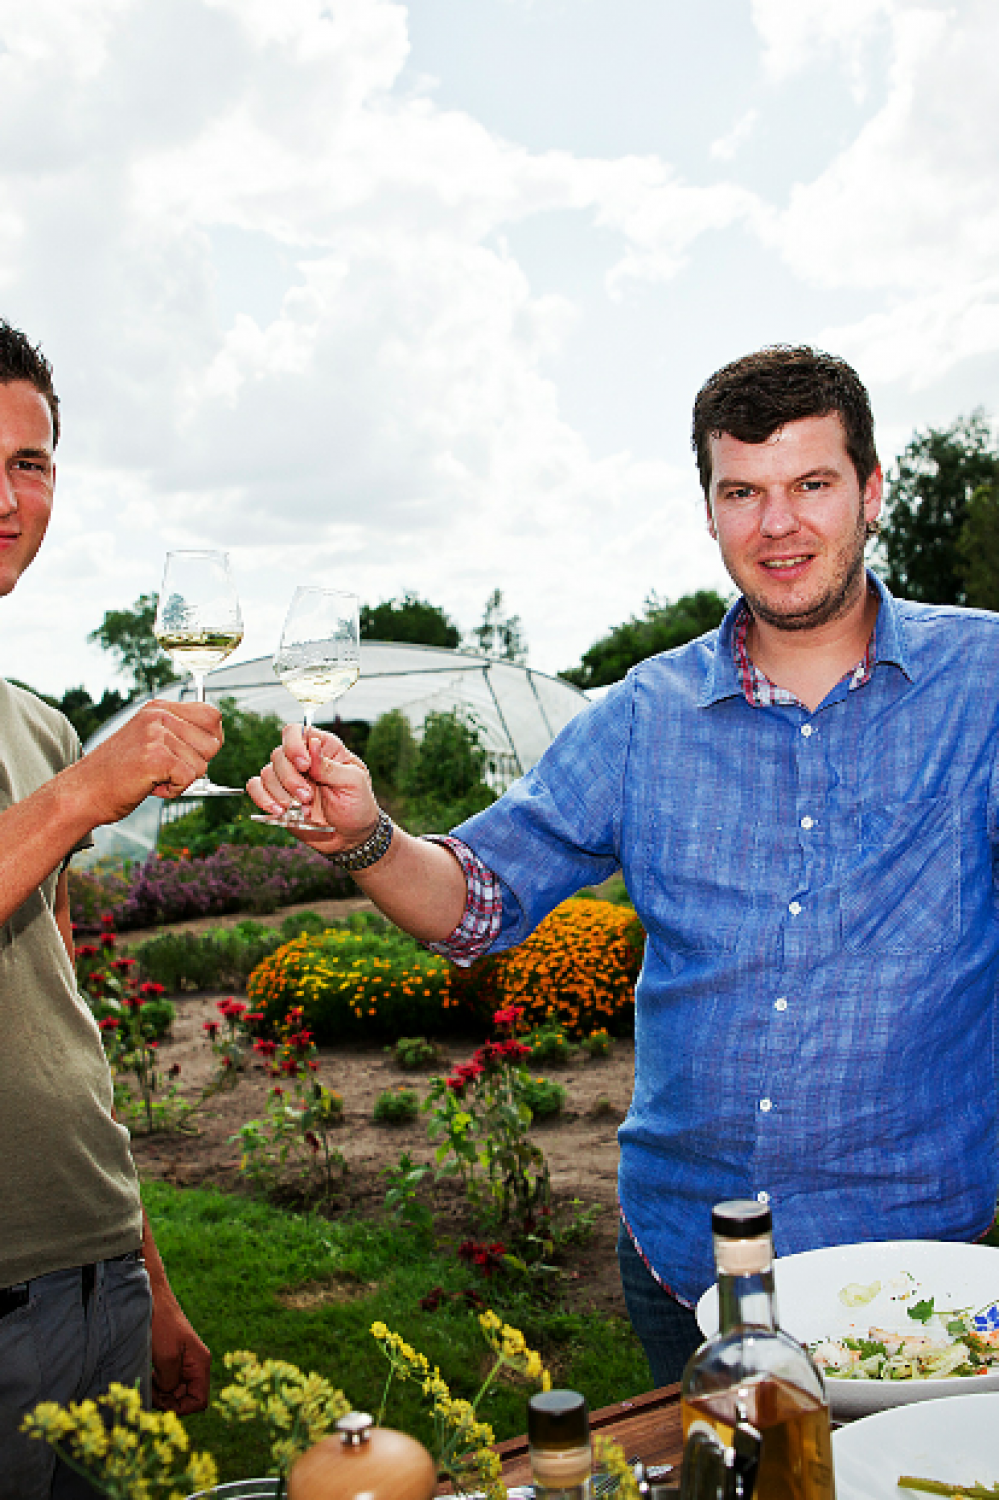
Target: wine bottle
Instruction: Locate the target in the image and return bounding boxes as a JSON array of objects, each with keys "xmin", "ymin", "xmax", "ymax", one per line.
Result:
[{"xmin": 680, "ymin": 1201, "xmax": 835, "ymax": 1500}]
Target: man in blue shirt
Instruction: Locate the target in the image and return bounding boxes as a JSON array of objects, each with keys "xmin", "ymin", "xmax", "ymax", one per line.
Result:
[{"xmin": 250, "ymin": 346, "xmax": 999, "ymax": 1385}]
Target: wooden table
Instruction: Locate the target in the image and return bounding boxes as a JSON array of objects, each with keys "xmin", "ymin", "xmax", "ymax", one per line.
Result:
[{"xmin": 493, "ymin": 1383, "xmax": 684, "ymax": 1491}]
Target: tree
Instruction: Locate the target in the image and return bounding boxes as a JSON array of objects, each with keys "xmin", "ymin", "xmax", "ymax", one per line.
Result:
[
  {"xmin": 957, "ymin": 481, "xmax": 999, "ymax": 611},
  {"xmin": 400, "ymin": 708, "xmax": 496, "ymax": 834},
  {"xmin": 469, "ymin": 588, "xmax": 527, "ymax": 663},
  {"xmin": 560, "ymin": 589, "xmax": 729, "ymax": 690},
  {"xmin": 877, "ymin": 412, "xmax": 999, "ymax": 605},
  {"xmin": 365, "ymin": 708, "xmax": 419, "ymax": 797},
  {"xmin": 360, "ymin": 594, "xmax": 460, "ymax": 649},
  {"xmin": 88, "ymin": 593, "xmax": 176, "ymax": 695}
]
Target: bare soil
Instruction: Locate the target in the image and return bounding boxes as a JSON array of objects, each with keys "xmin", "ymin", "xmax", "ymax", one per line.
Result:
[{"xmin": 130, "ymin": 981, "xmax": 635, "ymax": 1317}]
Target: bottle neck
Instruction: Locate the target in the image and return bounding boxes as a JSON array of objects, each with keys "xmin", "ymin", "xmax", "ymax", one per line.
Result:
[{"xmin": 717, "ymin": 1267, "xmax": 778, "ymax": 1334}]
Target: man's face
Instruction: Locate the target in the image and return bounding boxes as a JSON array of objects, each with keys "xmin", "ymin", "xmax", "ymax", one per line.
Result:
[
  {"xmin": 705, "ymin": 413, "xmax": 882, "ymax": 632},
  {"xmin": 0, "ymin": 380, "xmax": 56, "ymax": 598}
]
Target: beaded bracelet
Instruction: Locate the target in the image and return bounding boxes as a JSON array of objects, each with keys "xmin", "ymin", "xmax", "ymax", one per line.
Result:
[{"xmin": 328, "ymin": 809, "xmax": 394, "ymax": 872}]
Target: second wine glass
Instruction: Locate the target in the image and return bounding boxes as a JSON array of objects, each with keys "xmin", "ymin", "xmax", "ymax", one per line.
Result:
[
  {"xmin": 153, "ymin": 549, "xmax": 244, "ymax": 796},
  {"xmin": 261, "ymin": 586, "xmax": 361, "ymax": 830}
]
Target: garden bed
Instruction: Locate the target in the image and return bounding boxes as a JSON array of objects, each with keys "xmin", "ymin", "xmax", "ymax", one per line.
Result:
[{"xmin": 129, "ymin": 990, "xmax": 634, "ymax": 1317}]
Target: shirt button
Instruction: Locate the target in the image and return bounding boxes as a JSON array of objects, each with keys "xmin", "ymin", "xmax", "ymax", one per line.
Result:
[
  {"xmin": 800, "ymin": 815, "xmax": 815, "ymax": 830},
  {"xmin": 760, "ymin": 1097, "xmax": 773, "ymax": 1113},
  {"xmin": 774, "ymin": 997, "xmax": 788, "ymax": 1012},
  {"xmin": 756, "ymin": 1190, "xmax": 770, "ymax": 1204},
  {"xmin": 800, "ymin": 723, "xmax": 814, "ymax": 738},
  {"xmin": 788, "ymin": 900, "xmax": 802, "ymax": 916}
]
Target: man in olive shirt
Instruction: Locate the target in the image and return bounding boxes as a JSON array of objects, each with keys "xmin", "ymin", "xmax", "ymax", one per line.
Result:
[{"xmin": 0, "ymin": 322, "xmax": 222, "ymax": 1498}]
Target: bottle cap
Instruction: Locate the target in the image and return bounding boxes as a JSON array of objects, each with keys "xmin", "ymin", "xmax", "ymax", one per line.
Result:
[
  {"xmin": 711, "ymin": 1200, "xmax": 772, "ymax": 1239},
  {"xmin": 528, "ymin": 1390, "xmax": 589, "ymax": 1449}
]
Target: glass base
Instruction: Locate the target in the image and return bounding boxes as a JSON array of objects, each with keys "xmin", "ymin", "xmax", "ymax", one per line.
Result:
[
  {"xmin": 249, "ymin": 812, "xmax": 332, "ymax": 832},
  {"xmin": 181, "ymin": 776, "xmax": 245, "ymax": 798}
]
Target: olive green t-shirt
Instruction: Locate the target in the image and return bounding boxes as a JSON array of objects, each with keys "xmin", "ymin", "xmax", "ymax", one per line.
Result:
[{"xmin": 0, "ymin": 679, "xmax": 142, "ymax": 1286}]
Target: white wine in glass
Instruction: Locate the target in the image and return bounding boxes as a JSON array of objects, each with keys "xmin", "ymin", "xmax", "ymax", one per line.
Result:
[
  {"xmin": 254, "ymin": 586, "xmax": 361, "ymax": 830},
  {"xmin": 154, "ymin": 549, "xmax": 244, "ymax": 796}
]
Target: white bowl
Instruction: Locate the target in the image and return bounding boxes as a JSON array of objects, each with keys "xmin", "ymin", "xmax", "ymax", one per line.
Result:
[
  {"xmin": 695, "ymin": 1239, "xmax": 999, "ymax": 1419},
  {"xmin": 832, "ymin": 1391, "xmax": 999, "ymax": 1499}
]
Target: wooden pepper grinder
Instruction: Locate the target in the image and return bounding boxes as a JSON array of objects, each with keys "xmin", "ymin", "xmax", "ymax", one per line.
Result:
[{"xmin": 288, "ymin": 1411, "xmax": 437, "ymax": 1500}]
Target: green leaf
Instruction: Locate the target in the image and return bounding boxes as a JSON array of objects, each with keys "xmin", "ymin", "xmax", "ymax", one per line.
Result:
[{"xmin": 908, "ymin": 1298, "xmax": 936, "ymax": 1323}]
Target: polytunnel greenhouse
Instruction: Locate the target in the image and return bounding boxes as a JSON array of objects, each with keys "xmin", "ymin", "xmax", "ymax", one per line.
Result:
[{"xmin": 82, "ymin": 641, "xmax": 590, "ymax": 863}]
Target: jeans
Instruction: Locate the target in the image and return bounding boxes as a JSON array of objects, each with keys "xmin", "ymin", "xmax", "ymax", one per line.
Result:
[
  {"xmin": 0, "ymin": 1253, "xmax": 152, "ymax": 1500},
  {"xmin": 617, "ymin": 1223, "xmax": 704, "ymax": 1387}
]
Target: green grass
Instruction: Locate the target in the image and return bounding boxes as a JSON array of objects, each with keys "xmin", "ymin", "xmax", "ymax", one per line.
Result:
[{"xmin": 144, "ymin": 1181, "xmax": 651, "ymax": 1482}]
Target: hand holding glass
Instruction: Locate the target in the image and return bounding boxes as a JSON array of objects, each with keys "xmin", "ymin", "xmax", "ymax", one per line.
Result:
[
  {"xmin": 253, "ymin": 587, "xmax": 361, "ymax": 831},
  {"xmin": 153, "ymin": 549, "xmax": 244, "ymax": 796}
]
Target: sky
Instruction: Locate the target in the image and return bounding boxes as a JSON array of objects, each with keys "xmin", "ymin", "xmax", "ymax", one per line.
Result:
[{"xmin": 3, "ymin": 0, "xmax": 999, "ymax": 696}]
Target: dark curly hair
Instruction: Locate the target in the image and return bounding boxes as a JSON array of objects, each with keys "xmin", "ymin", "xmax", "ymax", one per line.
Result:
[
  {"xmin": 692, "ymin": 345, "xmax": 877, "ymax": 497},
  {"xmin": 0, "ymin": 320, "xmax": 60, "ymax": 446}
]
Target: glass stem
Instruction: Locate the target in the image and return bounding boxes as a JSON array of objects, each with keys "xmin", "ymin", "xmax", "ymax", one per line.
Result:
[{"xmin": 191, "ymin": 671, "xmax": 206, "ymax": 705}]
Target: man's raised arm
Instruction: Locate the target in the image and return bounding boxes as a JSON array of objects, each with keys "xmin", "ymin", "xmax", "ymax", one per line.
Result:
[
  {"xmin": 246, "ymin": 724, "xmax": 469, "ymax": 942},
  {"xmin": 0, "ymin": 700, "xmax": 223, "ymax": 929}
]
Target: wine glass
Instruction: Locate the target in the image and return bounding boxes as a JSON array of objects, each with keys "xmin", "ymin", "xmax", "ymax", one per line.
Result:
[
  {"xmin": 153, "ymin": 549, "xmax": 244, "ymax": 796},
  {"xmin": 254, "ymin": 586, "xmax": 361, "ymax": 830}
]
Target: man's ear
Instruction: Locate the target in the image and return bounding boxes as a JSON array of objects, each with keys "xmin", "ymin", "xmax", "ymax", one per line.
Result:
[
  {"xmin": 863, "ymin": 464, "xmax": 882, "ymax": 529},
  {"xmin": 705, "ymin": 497, "xmax": 717, "ymax": 541}
]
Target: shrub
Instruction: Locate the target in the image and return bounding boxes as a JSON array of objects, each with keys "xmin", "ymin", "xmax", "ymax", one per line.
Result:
[
  {"xmin": 373, "ymin": 1087, "xmax": 420, "ymax": 1124},
  {"xmin": 483, "ymin": 898, "xmax": 643, "ymax": 1038},
  {"xmin": 520, "ymin": 1075, "xmax": 567, "ymax": 1119},
  {"xmin": 581, "ymin": 1027, "xmax": 613, "ymax": 1059},
  {"xmin": 390, "ymin": 1036, "xmax": 444, "ymax": 1070},
  {"xmin": 526, "ymin": 1022, "xmax": 574, "ymax": 1066},
  {"xmin": 128, "ymin": 914, "xmax": 328, "ymax": 992},
  {"xmin": 70, "ymin": 844, "xmax": 354, "ymax": 931},
  {"xmin": 246, "ymin": 919, "xmax": 456, "ymax": 1042}
]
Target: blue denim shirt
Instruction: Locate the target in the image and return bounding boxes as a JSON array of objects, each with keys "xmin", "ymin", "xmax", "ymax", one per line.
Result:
[{"xmin": 453, "ymin": 575, "xmax": 999, "ymax": 1303}]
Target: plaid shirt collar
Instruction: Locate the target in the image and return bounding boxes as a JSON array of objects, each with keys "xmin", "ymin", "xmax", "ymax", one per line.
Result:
[{"xmin": 732, "ymin": 600, "xmax": 875, "ymax": 709}]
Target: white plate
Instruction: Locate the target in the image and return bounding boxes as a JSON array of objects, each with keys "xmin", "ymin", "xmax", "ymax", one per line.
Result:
[
  {"xmin": 695, "ymin": 1239, "xmax": 999, "ymax": 1419},
  {"xmin": 833, "ymin": 1391, "xmax": 999, "ymax": 1499}
]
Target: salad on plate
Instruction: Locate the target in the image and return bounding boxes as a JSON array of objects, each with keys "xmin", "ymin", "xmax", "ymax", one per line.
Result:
[{"xmin": 808, "ymin": 1274, "xmax": 999, "ymax": 1382}]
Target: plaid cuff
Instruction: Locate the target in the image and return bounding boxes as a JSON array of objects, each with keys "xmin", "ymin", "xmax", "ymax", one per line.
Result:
[{"xmin": 422, "ymin": 835, "xmax": 502, "ymax": 967}]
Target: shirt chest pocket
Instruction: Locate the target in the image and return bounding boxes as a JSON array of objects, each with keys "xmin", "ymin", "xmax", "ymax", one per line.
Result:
[{"xmin": 839, "ymin": 796, "xmax": 960, "ymax": 954}]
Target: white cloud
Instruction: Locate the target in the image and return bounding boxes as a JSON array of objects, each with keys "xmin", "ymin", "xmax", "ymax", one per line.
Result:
[
  {"xmin": 756, "ymin": 1, "xmax": 999, "ymax": 387},
  {"xmin": 710, "ymin": 110, "xmax": 760, "ymax": 163},
  {"xmin": 751, "ymin": 0, "xmax": 897, "ymax": 85},
  {"xmin": 3, "ymin": 0, "xmax": 999, "ymax": 701}
]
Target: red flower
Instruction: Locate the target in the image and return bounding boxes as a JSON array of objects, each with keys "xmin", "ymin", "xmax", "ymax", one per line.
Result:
[
  {"xmin": 100, "ymin": 933, "xmax": 116, "ymax": 950},
  {"xmin": 100, "ymin": 912, "xmax": 115, "ymax": 927},
  {"xmin": 203, "ymin": 1021, "xmax": 220, "ymax": 1038},
  {"xmin": 110, "ymin": 957, "xmax": 137, "ymax": 972},
  {"xmin": 75, "ymin": 944, "xmax": 98, "ymax": 960},
  {"xmin": 122, "ymin": 995, "xmax": 146, "ymax": 1011},
  {"xmin": 99, "ymin": 1017, "xmax": 120, "ymax": 1032},
  {"xmin": 139, "ymin": 981, "xmax": 165, "ymax": 998},
  {"xmin": 306, "ymin": 1060, "xmax": 319, "ymax": 1071},
  {"xmin": 253, "ymin": 1039, "xmax": 277, "ymax": 1058},
  {"xmin": 271, "ymin": 1084, "xmax": 284, "ymax": 1097},
  {"xmin": 493, "ymin": 1005, "xmax": 524, "ymax": 1027},
  {"xmin": 280, "ymin": 1058, "xmax": 300, "ymax": 1076}
]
